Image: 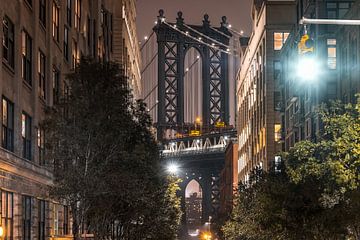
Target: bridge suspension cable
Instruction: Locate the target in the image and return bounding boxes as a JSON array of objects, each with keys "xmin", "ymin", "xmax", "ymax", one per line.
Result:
[
  {"xmin": 140, "ymin": 31, "xmax": 155, "ymax": 51},
  {"xmin": 183, "ymin": 23, "xmax": 231, "ymax": 50},
  {"xmin": 141, "ymin": 52, "xmax": 158, "ymax": 75},
  {"xmin": 162, "ymin": 21, "xmax": 234, "ymax": 55}
]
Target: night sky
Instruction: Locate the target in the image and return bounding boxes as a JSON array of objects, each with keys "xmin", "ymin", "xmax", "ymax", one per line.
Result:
[{"xmin": 136, "ymin": 0, "xmax": 253, "ymax": 41}]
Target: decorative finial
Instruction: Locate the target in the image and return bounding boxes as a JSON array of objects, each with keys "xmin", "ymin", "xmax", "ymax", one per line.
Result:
[
  {"xmin": 177, "ymin": 11, "xmax": 184, "ymax": 25},
  {"xmin": 203, "ymin": 14, "xmax": 210, "ymax": 27},
  {"xmin": 159, "ymin": 9, "xmax": 164, "ymax": 17}
]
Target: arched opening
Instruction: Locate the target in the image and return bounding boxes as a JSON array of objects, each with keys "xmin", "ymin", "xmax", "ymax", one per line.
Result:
[
  {"xmin": 184, "ymin": 47, "xmax": 203, "ymax": 127},
  {"xmin": 185, "ymin": 179, "xmax": 203, "ymax": 236}
]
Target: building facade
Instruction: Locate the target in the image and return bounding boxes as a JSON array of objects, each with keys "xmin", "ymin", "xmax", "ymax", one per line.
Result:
[
  {"xmin": 0, "ymin": 0, "xmax": 140, "ymax": 239},
  {"xmin": 280, "ymin": 0, "xmax": 357, "ymax": 151},
  {"xmin": 219, "ymin": 141, "xmax": 238, "ymax": 216},
  {"xmin": 236, "ymin": 0, "xmax": 296, "ymax": 182}
]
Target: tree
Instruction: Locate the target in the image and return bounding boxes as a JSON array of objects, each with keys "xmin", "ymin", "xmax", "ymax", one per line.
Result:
[
  {"xmin": 43, "ymin": 58, "xmax": 181, "ymax": 239},
  {"xmin": 223, "ymin": 96, "xmax": 360, "ymax": 240}
]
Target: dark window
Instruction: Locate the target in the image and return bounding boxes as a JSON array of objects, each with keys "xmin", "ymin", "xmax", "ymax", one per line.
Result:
[
  {"xmin": 38, "ymin": 51, "xmax": 46, "ymax": 99},
  {"xmin": 1, "ymin": 191, "xmax": 14, "ymax": 240},
  {"xmin": 22, "ymin": 30, "xmax": 33, "ymax": 85},
  {"xmin": 38, "ymin": 200, "xmax": 46, "ymax": 240},
  {"xmin": 2, "ymin": 97, "xmax": 14, "ymax": 152},
  {"xmin": 52, "ymin": 2, "xmax": 60, "ymax": 42},
  {"xmin": 75, "ymin": 0, "xmax": 81, "ymax": 29},
  {"xmin": 327, "ymin": 2, "xmax": 352, "ymax": 19},
  {"xmin": 87, "ymin": 16, "xmax": 91, "ymax": 48},
  {"xmin": 64, "ymin": 27, "xmax": 69, "ymax": 61},
  {"xmin": 52, "ymin": 68, "xmax": 60, "ymax": 104},
  {"xmin": 66, "ymin": 0, "xmax": 72, "ymax": 26},
  {"xmin": 22, "ymin": 196, "xmax": 31, "ymax": 240},
  {"xmin": 39, "ymin": 0, "xmax": 46, "ymax": 27},
  {"xmin": 63, "ymin": 206, "xmax": 69, "ymax": 235},
  {"xmin": 37, "ymin": 127, "xmax": 45, "ymax": 165},
  {"xmin": 3, "ymin": 16, "xmax": 15, "ymax": 68},
  {"xmin": 22, "ymin": 112, "xmax": 32, "ymax": 160},
  {"xmin": 25, "ymin": 0, "xmax": 32, "ymax": 7}
]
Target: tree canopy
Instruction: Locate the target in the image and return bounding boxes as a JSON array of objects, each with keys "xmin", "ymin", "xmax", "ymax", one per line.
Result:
[
  {"xmin": 43, "ymin": 58, "xmax": 181, "ymax": 239},
  {"xmin": 223, "ymin": 96, "xmax": 360, "ymax": 240}
]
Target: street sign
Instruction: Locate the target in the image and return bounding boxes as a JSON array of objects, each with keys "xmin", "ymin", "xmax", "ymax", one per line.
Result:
[{"xmin": 298, "ymin": 34, "xmax": 314, "ymax": 54}]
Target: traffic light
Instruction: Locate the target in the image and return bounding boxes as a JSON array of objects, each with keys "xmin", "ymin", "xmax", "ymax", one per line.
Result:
[{"xmin": 298, "ymin": 34, "xmax": 314, "ymax": 55}]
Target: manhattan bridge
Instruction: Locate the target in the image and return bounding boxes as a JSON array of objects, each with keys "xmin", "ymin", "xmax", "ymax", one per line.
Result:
[{"xmin": 140, "ymin": 10, "xmax": 240, "ymax": 238}]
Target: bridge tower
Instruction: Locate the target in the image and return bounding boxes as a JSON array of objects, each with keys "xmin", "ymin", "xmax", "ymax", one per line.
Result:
[{"xmin": 154, "ymin": 10, "xmax": 232, "ymax": 141}]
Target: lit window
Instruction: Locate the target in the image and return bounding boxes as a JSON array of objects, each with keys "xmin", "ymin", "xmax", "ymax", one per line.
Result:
[
  {"xmin": 327, "ymin": 39, "xmax": 336, "ymax": 69},
  {"xmin": 2, "ymin": 97, "xmax": 14, "ymax": 152},
  {"xmin": 274, "ymin": 124, "xmax": 282, "ymax": 142},
  {"xmin": 3, "ymin": 16, "xmax": 15, "ymax": 68},
  {"xmin": 37, "ymin": 127, "xmax": 45, "ymax": 165},
  {"xmin": 52, "ymin": 2, "xmax": 60, "ymax": 42},
  {"xmin": 22, "ymin": 112, "xmax": 32, "ymax": 160},
  {"xmin": 274, "ymin": 32, "xmax": 289, "ymax": 50},
  {"xmin": 75, "ymin": 0, "xmax": 81, "ymax": 29}
]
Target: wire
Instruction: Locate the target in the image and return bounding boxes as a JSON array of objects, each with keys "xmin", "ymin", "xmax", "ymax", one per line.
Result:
[
  {"xmin": 140, "ymin": 31, "xmax": 155, "ymax": 52},
  {"xmin": 141, "ymin": 52, "xmax": 158, "ymax": 75},
  {"xmin": 184, "ymin": 24, "xmax": 230, "ymax": 50},
  {"xmin": 163, "ymin": 21, "xmax": 233, "ymax": 55}
]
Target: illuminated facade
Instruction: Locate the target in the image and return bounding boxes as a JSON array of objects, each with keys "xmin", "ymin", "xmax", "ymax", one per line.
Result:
[
  {"xmin": 0, "ymin": 0, "xmax": 140, "ymax": 239},
  {"xmin": 236, "ymin": 0, "xmax": 296, "ymax": 182},
  {"xmin": 185, "ymin": 192, "xmax": 203, "ymax": 228},
  {"xmin": 280, "ymin": 0, "xmax": 356, "ymax": 151}
]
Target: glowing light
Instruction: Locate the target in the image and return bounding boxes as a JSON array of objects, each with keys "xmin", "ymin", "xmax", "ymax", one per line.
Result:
[
  {"xmin": 154, "ymin": 21, "xmax": 158, "ymax": 25},
  {"xmin": 198, "ymin": 37, "xmax": 202, "ymax": 41},
  {"xmin": 197, "ymin": 55, "xmax": 200, "ymax": 59},
  {"xmin": 240, "ymin": 30, "xmax": 244, "ymax": 35},
  {"xmin": 186, "ymin": 31, "xmax": 189, "ymax": 35},
  {"xmin": 185, "ymin": 68, "xmax": 189, "ymax": 72},
  {"xmin": 0, "ymin": 226, "xmax": 4, "ymax": 237},
  {"xmin": 167, "ymin": 163, "xmax": 179, "ymax": 174},
  {"xmin": 212, "ymin": 43, "xmax": 215, "ymax": 46},
  {"xmin": 227, "ymin": 48, "xmax": 230, "ymax": 52},
  {"xmin": 144, "ymin": 36, "xmax": 148, "ymax": 40},
  {"xmin": 196, "ymin": 117, "xmax": 201, "ymax": 123},
  {"xmin": 228, "ymin": 24, "xmax": 232, "ymax": 28},
  {"xmin": 173, "ymin": 24, "xmax": 177, "ymax": 28},
  {"xmin": 296, "ymin": 56, "xmax": 319, "ymax": 81}
]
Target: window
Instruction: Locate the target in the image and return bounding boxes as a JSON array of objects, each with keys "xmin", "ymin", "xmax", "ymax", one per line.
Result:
[
  {"xmin": 63, "ymin": 206, "xmax": 69, "ymax": 235},
  {"xmin": 2, "ymin": 97, "xmax": 14, "ymax": 152},
  {"xmin": 39, "ymin": 0, "xmax": 46, "ymax": 27},
  {"xmin": 327, "ymin": 39, "xmax": 337, "ymax": 69},
  {"xmin": 25, "ymin": 0, "xmax": 32, "ymax": 7},
  {"xmin": 66, "ymin": 0, "xmax": 72, "ymax": 26},
  {"xmin": 38, "ymin": 200, "xmax": 46, "ymax": 240},
  {"xmin": 3, "ymin": 16, "xmax": 15, "ymax": 68},
  {"xmin": 22, "ymin": 30, "xmax": 32, "ymax": 85},
  {"xmin": 38, "ymin": 51, "xmax": 46, "ymax": 99},
  {"xmin": 72, "ymin": 39, "xmax": 78, "ymax": 68},
  {"xmin": 274, "ymin": 124, "xmax": 282, "ymax": 142},
  {"xmin": 52, "ymin": 2, "xmax": 60, "ymax": 42},
  {"xmin": 274, "ymin": 32, "xmax": 289, "ymax": 50},
  {"xmin": 274, "ymin": 156, "xmax": 282, "ymax": 173},
  {"xmin": 22, "ymin": 196, "xmax": 32, "ymax": 240},
  {"xmin": 327, "ymin": 2, "xmax": 352, "ymax": 19},
  {"xmin": 75, "ymin": 0, "xmax": 81, "ymax": 29},
  {"xmin": 53, "ymin": 205, "xmax": 59, "ymax": 236},
  {"xmin": 52, "ymin": 68, "xmax": 60, "ymax": 104},
  {"xmin": 64, "ymin": 27, "xmax": 69, "ymax": 61},
  {"xmin": 1, "ymin": 191, "xmax": 14, "ymax": 240},
  {"xmin": 37, "ymin": 127, "xmax": 45, "ymax": 165},
  {"xmin": 22, "ymin": 112, "xmax": 32, "ymax": 160}
]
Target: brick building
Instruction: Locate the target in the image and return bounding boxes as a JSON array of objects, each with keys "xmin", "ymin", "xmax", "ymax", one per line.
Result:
[
  {"xmin": 236, "ymin": 0, "xmax": 296, "ymax": 182},
  {"xmin": 0, "ymin": 0, "xmax": 140, "ymax": 239}
]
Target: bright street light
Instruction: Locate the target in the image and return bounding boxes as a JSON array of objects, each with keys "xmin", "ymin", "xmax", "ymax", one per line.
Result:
[
  {"xmin": 296, "ymin": 56, "xmax": 319, "ymax": 81},
  {"xmin": 167, "ymin": 163, "xmax": 179, "ymax": 174}
]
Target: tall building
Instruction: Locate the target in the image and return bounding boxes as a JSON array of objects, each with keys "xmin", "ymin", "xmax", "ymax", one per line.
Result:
[
  {"xmin": 280, "ymin": 0, "xmax": 356, "ymax": 151},
  {"xmin": 185, "ymin": 192, "xmax": 203, "ymax": 228},
  {"xmin": 236, "ymin": 0, "xmax": 296, "ymax": 182},
  {"xmin": 0, "ymin": 0, "xmax": 140, "ymax": 239}
]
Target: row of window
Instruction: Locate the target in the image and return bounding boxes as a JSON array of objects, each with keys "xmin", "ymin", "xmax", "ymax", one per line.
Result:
[
  {"xmin": 2, "ymin": 97, "xmax": 44, "ymax": 163},
  {"xmin": 3, "ymin": 17, "xmax": 62, "ymax": 101},
  {"xmin": 1, "ymin": 191, "xmax": 69, "ymax": 240}
]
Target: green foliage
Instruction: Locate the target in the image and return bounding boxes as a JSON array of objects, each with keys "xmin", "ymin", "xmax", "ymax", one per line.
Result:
[
  {"xmin": 223, "ymin": 96, "xmax": 360, "ymax": 240},
  {"xmin": 43, "ymin": 58, "xmax": 181, "ymax": 239}
]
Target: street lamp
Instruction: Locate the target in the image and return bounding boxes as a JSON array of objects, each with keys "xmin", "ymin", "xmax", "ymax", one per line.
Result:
[
  {"xmin": 0, "ymin": 225, "xmax": 4, "ymax": 238},
  {"xmin": 296, "ymin": 56, "xmax": 319, "ymax": 81},
  {"xmin": 167, "ymin": 163, "xmax": 179, "ymax": 175}
]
